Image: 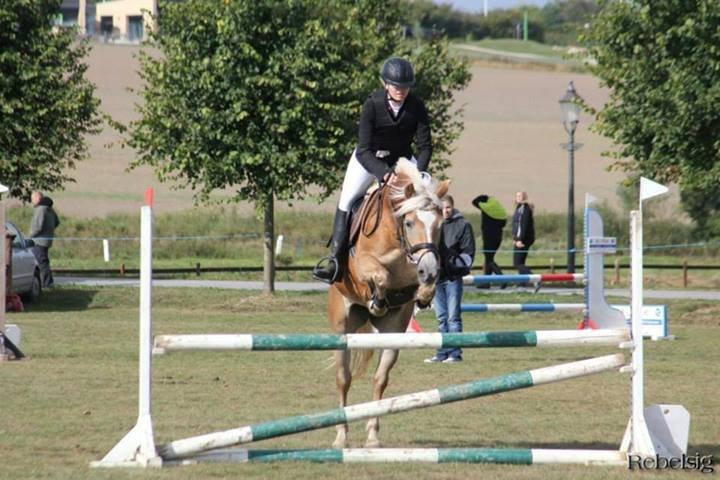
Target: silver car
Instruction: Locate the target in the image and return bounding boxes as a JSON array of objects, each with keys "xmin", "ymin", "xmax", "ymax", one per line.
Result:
[{"xmin": 6, "ymin": 222, "xmax": 42, "ymax": 302}]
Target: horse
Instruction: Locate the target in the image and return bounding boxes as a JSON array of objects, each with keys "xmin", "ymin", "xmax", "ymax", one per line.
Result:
[{"xmin": 328, "ymin": 158, "xmax": 449, "ymax": 449}]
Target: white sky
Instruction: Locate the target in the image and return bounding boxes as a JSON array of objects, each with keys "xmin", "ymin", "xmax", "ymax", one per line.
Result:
[{"xmin": 432, "ymin": 0, "xmax": 551, "ymax": 13}]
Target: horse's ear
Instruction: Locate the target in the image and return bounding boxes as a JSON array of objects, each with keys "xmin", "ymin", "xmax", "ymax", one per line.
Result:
[
  {"xmin": 404, "ymin": 182, "xmax": 415, "ymax": 199},
  {"xmin": 436, "ymin": 180, "xmax": 450, "ymax": 199}
]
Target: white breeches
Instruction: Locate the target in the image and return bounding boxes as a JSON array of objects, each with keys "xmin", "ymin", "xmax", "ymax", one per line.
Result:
[{"xmin": 337, "ymin": 151, "xmax": 417, "ymax": 212}]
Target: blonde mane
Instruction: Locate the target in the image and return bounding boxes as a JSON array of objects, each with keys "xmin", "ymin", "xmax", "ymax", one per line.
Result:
[{"xmin": 390, "ymin": 158, "xmax": 444, "ymax": 216}]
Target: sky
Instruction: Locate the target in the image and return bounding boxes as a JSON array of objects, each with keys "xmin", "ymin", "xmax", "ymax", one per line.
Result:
[{"xmin": 432, "ymin": 0, "xmax": 551, "ymax": 13}]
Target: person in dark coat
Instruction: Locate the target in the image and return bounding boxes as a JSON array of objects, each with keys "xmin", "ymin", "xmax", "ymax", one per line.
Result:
[
  {"xmin": 313, "ymin": 56, "xmax": 432, "ymax": 284},
  {"xmin": 29, "ymin": 191, "xmax": 61, "ymax": 288},
  {"xmin": 425, "ymin": 195, "xmax": 475, "ymax": 364},
  {"xmin": 472, "ymin": 194, "xmax": 507, "ymax": 277},
  {"xmin": 511, "ymin": 191, "xmax": 534, "ymax": 275}
]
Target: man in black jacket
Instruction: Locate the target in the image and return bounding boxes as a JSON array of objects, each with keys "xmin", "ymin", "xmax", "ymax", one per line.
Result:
[
  {"xmin": 29, "ymin": 191, "xmax": 61, "ymax": 288},
  {"xmin": 313, "ymin": 56, "xmax": 432, "ymax": 284},
  {"xmin": 425, "ymin": 195, "xmax": 475, "ymax": 364}
]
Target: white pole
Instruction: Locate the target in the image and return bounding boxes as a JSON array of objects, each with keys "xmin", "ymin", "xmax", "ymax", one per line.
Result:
[
  {"xmin": 139, "ymin": 206, "xmax": 153, "ymax": 419},
  {"xmin": 628, "ymin": 210, "xmax": 654, "ymax": 456},
  {"xmin": 91, "ymin": 196, "xmax": 161, "ymax": 468},
  {"xmin": 484, "ymin": 0, "xmax": 488, "ymax": 17},
  {"xmin": 275, "ymin": 234, "xmax": 283, "ymax": 257},
  {"xmin": 0, "ymin": 200, "xmax": 6, "ymax": 361},
  {"xmin": 103, "ymin": 239, "xmax": 111, "ymax": 262}
]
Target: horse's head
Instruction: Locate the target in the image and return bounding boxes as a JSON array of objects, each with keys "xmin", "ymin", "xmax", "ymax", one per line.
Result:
[{"xmin": 390, "ymin": 159, "xmax": 450, "ymax": 308}]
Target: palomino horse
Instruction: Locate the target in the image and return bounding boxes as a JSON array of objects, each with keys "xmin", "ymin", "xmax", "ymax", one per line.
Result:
[{"xmin": 328, "ymin": 158, "xmax": 449, "ymax": 448}]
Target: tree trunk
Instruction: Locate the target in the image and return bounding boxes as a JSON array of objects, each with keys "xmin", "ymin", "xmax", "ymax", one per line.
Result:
[{"xmin": 262, "ymin": 193, "xmax": 275, "ymax": 295}]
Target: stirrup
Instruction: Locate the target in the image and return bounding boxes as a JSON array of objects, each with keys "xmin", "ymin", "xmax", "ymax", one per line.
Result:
[{"xmin": 312, "ymin": 256, "xmax": 340, "ymax": 284}]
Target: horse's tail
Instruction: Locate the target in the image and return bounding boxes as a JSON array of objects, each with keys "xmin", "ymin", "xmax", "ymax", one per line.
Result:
[{"xmin": 350, "ymin": 322, "xmax": 374, "ymax": 378}]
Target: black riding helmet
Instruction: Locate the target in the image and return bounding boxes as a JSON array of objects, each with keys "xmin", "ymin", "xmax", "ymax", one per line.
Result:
[{"xmin": 380, "ymin": 57, "xmax": 415, "ymax": 88}]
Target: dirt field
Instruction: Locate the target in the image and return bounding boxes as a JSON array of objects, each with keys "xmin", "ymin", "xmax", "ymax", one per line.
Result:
[{"xmin": 44, "ymin": 43, "xmax": 627, "ymax": 218}]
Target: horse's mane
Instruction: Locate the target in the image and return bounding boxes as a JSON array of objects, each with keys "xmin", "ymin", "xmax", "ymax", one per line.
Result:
[{"xmin": 389, "ymin": 158, "xmax": 443, "ymax": 216}]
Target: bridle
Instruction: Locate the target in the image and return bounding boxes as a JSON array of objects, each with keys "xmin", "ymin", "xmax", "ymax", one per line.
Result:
[{"xmin": 397, "ymin": 210, "xmax": 439, "ymax": 266}]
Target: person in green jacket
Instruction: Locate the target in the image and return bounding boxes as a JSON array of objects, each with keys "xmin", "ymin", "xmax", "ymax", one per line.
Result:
[
  {"xmin": 29, "ymin": 191, "xmax": 60, "ymax": 288},
  {"xmin": 472, "ymin": 194, "xmax": 507, "ymax": 278}
]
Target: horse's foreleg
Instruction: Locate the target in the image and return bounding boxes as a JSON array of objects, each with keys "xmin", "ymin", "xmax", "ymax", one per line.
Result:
[
  {"xmin": 333, "ymin": 349, "xmax": 352, "ymax": 449},
  {"xmin": 365, "ymin": 348, "xmax": 400, "ymax": 448},
  {"xmin": 355, "ymin": 254, "xmax": 391, "ymax": 317}
]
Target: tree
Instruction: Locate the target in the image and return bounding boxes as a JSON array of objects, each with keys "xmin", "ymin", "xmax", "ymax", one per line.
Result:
[
  {"xmin": 583, "ymin": 1, "xmax": 720, "ymax": 235},
  {"xmin": 129, "ymin": 0, "xmax": 470, "ymax": 293},
  {"xmin": 0, "ymin": 0, "xmax": 101, "ymax": 200}
]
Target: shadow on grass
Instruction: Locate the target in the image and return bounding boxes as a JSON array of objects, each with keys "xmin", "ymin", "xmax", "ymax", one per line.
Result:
[{"xmin": 22, "ymin": 288, "xmax": 100, "ymax": 312}]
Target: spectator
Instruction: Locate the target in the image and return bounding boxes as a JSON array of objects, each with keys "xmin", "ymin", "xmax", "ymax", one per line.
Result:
[
  {"xmin": 425, "ymin": 195, "xmax": 475, "ymax": 364},
  {"xmin": 511, "ymin": 191, "xmax": 534, "ymax": 275},
  {"xmin": 471, "ymin": 194, "xmax": 507, "ymax": 279},
  {"xmin": 29, "ymin": 191, "xmax": 60, "ymax": 288}
]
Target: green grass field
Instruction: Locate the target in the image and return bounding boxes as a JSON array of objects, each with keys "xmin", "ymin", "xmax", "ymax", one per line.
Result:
[{"xmin": 2, "ymin": 287, "xmax": 718, "ymax": 479}]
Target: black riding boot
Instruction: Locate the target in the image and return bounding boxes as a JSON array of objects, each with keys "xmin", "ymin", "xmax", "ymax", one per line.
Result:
[{"xmin": 313, "ymin": 209, "xmax": 350, "ymax": 284}]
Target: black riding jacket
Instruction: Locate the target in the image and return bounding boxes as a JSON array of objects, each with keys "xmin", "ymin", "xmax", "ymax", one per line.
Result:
[{"xmin": 356, "ymin": 89, "xmax": 432, "ymax": 180}]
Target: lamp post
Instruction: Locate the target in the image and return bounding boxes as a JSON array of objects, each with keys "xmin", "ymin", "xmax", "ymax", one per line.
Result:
[{"xmin": 559, "ymin": 81, "xmax": 583, "ymax": 273}]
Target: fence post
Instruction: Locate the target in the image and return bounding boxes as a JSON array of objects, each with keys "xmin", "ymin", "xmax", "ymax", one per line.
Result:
[
  {"xmin": 683, "ymin": 259, "xmax": 688, "ymax": 288},
  {"xmin": 613, "ymin": 258, "xmax": 620, "ymax": 286},
  {"xmin": 120, "ymin": 263, "xmax": 126, "ymax": 276},
  {"xmin": 550, "ymin": 258, "xmax": 555, "ymax": 273},
  {"xmin": 195, "ymin": 262, "xmax": 201, "ymax": 277}
]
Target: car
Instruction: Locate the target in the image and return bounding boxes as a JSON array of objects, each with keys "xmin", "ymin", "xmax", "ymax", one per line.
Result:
[{"xmin": 5, "ymin": 222, "xmax": 42, "ymax": 303}]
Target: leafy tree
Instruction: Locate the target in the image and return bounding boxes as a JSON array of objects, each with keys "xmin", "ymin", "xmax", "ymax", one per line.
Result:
[
  {"xmin": 0, "ymin": 0, "xmax": 101, "ymax": 200},
  {"xmin": 129, "ymin": 0, "xmax": 470, "ymax": 293},
  {"xmin": 583, "ymin": 1, "xmax": 720, "ymax": 236}
]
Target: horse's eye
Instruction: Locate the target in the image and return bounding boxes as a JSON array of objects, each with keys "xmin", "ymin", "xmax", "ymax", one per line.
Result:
[{"xmin": 404, "ymin": 220, "xmax": 414, "ymax": 228}]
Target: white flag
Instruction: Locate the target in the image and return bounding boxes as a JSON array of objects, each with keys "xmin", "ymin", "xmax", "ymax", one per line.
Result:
[
  {"xmin": 585, "ymin": 193, "xmax": 599, "ymax": 207},
  {"xmin": 640, "ymin": 177, "xmax": 669, "ymax": 201},
  {"xmin": 0, "ymin": 183, "xmax": 8, "ymax": 194}
]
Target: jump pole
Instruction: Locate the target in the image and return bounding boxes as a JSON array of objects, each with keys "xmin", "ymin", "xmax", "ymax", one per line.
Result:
[
  {"xmin": 153, "ymin": 329, "xmax": 629, "ymax": 353},
  {"xmin": 173, "ymin": 447, "xmax": 626, "ymax": 466},
  {"xmin": 463, "ymin": 273, "xmax": 583, "ymax": 285},
  {"xmin": 159, "ymin": 353, "xmax": 625, "ymax": 461},
  {"xmin": 461, "ymin": 303, "xmax": 585, "ymax": 313}
]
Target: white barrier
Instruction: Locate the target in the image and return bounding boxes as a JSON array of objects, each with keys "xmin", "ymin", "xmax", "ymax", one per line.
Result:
[{"xmin": 92, "ymin": 183, "xmax": 689, "ymax": 469}]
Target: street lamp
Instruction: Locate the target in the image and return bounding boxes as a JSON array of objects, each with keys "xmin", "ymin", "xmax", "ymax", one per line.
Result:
[{"xmin": 559, "ymin": 81, "xmax": 583, "ymax": 273}]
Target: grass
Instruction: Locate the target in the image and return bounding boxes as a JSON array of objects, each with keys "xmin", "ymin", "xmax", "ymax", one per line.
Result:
[
  {"xmin": 449, "ymin": 38, "xmax": 588, "ymax": 72},
  {"xmin": 459, "ymin": 39, "xmax": 565, "ymax": 58},
  {"xmin": 1, "ymin": 286, "xmax": 718, "ymax": 479}
]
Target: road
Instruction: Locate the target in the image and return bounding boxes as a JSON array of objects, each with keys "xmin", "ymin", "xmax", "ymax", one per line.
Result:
[{"xmin": 54, "ymin": 277, "xmax": 720, "ymax": 301}]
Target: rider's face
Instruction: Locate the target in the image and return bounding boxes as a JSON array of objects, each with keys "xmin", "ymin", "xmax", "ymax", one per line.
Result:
[{"xmin": 385, "ymin": 83, "xmax": 409, "ymax": 102}]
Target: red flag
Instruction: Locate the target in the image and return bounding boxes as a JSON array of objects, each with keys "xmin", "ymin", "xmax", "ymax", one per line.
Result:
[{"xmin": 406, "ymin": 316, "xmax": 422, "ymax": 333}]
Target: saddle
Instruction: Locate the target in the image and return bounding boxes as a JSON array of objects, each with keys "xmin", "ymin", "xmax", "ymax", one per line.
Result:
[{"xmin": 348, "ymin": 184, "xmax": 384, "ymax": 252}]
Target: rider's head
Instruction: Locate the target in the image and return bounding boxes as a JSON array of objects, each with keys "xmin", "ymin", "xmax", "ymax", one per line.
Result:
[{"xmin": 381, "ymin": 57, "xmax": 414, "ymax": 103}]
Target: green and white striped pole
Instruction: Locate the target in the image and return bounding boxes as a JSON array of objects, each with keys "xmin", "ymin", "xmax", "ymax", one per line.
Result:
[
  {"xmin": 153, "ymin": 329, "xmax": 629, "ymax": 354},
  {"xmin": 159, "ymin": 353, "xmax": 625, "ymax": 460},
  {"xmin": 171, "ymin": 447, "xmax": 626, "ymax": 466}
]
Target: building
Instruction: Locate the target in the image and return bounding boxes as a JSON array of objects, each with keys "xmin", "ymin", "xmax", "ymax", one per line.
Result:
[
  {"xmin": 58, "ymin": 0, "xmax": 156, "ymax": 43},
  {"xmin": 95, "ymin": 0, "xmax": 157, "ymax": 42}
]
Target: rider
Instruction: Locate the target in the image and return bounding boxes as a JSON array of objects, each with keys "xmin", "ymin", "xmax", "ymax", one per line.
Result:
[{"xmin": 313, "ymin": 56, "xmax": 433, "ymax": 283}]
